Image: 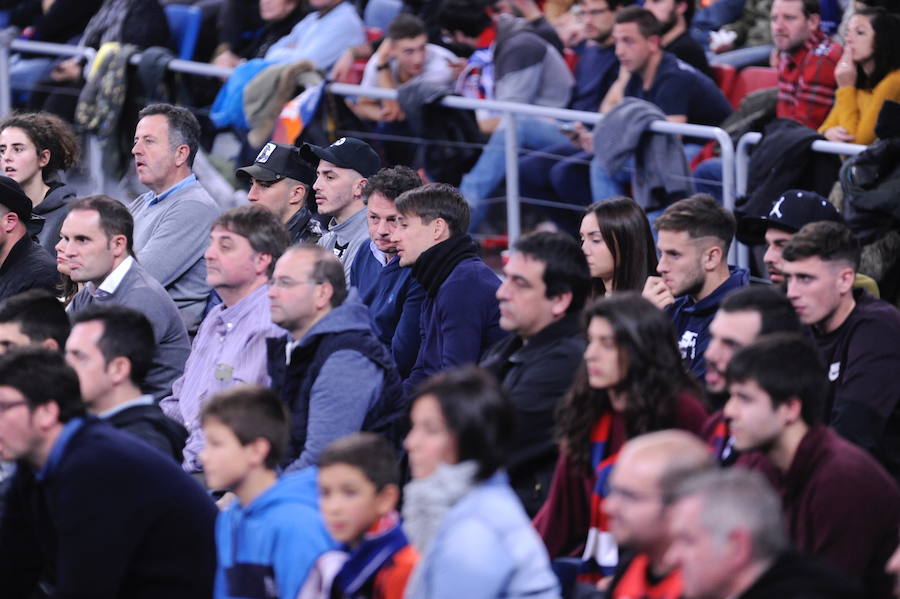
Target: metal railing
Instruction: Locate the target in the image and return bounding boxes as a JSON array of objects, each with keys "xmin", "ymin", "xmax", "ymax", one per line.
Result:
[{"xmin": 0, "ymin": 38, "xmax": 737, "ymax": 248}]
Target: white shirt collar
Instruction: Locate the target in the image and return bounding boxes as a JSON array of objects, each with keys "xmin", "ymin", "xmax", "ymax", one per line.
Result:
[
  {"xmin": 98, "ymin": 394, "xmax": 154, "ymax": 419},
  {"xmin": 88, "ymin": 255, "xmax": 135, "ymax": 296}
]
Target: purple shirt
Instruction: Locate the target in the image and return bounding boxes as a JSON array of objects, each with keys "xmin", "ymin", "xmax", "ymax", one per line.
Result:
[{"xmin": 160, "ymin": 284, "xmax": 288, "ymax": 472}]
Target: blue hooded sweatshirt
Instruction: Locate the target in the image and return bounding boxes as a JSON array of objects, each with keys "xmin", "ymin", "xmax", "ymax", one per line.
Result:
[{"xmin": 214, "ymin": 467, "xmax": 336, "ymax": 599}]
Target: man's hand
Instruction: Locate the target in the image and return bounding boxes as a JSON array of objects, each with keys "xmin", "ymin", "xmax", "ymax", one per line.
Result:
[
  {"xmin": 51, "ymin": 57, "xmax": 82, "ymax": 82},
  {"xmin": 212, "ymin": 49, "xmax": 242, "ymax": 69},
  {"xmin": 380, "ymin": 99, "xmax": 405, "ymax": 121},
  {"xmin": 709, "ymin": 29, "xmax": 737, "ymax": 53},
  {"xmin": 642, "ymin": 276, "xmax": 676, "ymax": 309}
]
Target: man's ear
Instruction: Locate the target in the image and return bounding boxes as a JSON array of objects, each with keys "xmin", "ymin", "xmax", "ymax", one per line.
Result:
[
  {"xmin": 703, "ymin": 244, "xmax": 724, "ymax": 271},
  {"xmin": 549, "ymin": 291, "xmax": 573, "ymax": 318},
  {"xmin": 105, "ymin": 355, "xmax": 133, "ymax": 386},
  {"xmin": 289, "ymin": 184, "xmax": 307, "ymax": 208},
  {"xmin": 835, "ymin": 265, "xmax": 855, "ymax": 295},
  {"xmin": 173, "ymin": 143, "xmax": 191, "ymax": 168},
  {"xmin": 353, "ymin": 177, "xmax": 368, "ymax": 200}
]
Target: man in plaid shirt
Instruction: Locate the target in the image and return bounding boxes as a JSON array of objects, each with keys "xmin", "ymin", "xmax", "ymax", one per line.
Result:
[{"xmin": 772, "ymin": 0, "xmax": 841, "ymax": 129}]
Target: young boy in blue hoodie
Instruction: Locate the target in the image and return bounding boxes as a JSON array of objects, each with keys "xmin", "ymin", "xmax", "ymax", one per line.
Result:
[
  {"xmin": 316, "ymin": 433, "xmax": 418, "ymax": 599},
  {"xmin": 201, "ymin": 385, "xmax": 335, "ymax": 599}
]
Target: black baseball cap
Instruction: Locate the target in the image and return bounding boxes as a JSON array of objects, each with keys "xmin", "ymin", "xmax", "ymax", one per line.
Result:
[
  {"xmin": 300, "ymin": 137, "xmax": 381, "ymax": 178},
  {"xmin": 737, "ymin": 189, "xmax": 843, "ymax": 246},
  {"xmin": 0, "ymin": 175, "xmax": 32, "ymax": 222},
  {"xmin": 236, "ymin": 142, "xmax": 316, "ymax": 186}
]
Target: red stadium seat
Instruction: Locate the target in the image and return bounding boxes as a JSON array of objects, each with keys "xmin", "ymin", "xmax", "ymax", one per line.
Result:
[{"xmin": 728, "ymin": 66, "xmax": 778, "ymax": 109}]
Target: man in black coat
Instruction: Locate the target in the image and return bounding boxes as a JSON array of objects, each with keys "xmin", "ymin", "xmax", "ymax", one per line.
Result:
[
  {"xmin": 480, "ymin": 231, "xmax": 591, "ymax": 515},
  {"xmin": 0, "ymin": 348, "xmax": 216, "ymax": 598},
  {"xmin": 0, "ymin": 175, "xmax": 58, "ymax": 302},
  {"xmin": 66, "ymin": 305, "xmax": 188, "ymax": 462}
]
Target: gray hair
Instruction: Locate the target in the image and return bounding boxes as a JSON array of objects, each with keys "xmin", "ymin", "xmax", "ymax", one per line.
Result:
[{"xmin": 671, "ymin": 469, "xmax": 787, "ymax": 560}]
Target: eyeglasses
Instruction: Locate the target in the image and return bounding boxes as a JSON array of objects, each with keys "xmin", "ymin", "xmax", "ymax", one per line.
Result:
[
  {"xmin": 0, "ymin": 400, "xmax": 27, "ymax": 414},
  {"xmin": 268, "ymin": 277, "xmax": 321, "ymax": 290}
]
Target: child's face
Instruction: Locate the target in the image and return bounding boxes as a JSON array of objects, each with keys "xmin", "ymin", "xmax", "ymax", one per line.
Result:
[
  {"xmin": 318, "ymin": 464, "xmax": 394, "ymax": 546},
  {"xmin": 199, "ymin": 418, "xmax": 255, "ymax": 491}
]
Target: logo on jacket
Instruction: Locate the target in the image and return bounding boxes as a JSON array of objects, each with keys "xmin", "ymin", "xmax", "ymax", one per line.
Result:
[
  {"xmin": 678, "ymin": 331, "xmax": 699, "ymax": 361},
  {"xmin": 828, "ymin": 361, "xmax": 841, "ymax": 382}
]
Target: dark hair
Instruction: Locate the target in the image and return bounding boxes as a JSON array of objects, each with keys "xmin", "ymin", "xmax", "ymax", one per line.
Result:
[
  {"xmin": 290, "ymin": 244, "xmax": 348, "ymax": 308},
  {"xmin": 213, "ymin": 205, "xmax": 290, "ymax": 277},
  {"xmin": 0, "ymin": 347, "xmax": 85, "ymax": 422},
  {"xmin": 719, "ymin": 285, "xmax": 803, "ymax": 337},
  {"xmin": 71, "ymin": 305, "xmax": 156, "ymax": 386},
  {"xmin": 362, "ymin": 166, "xmax": 423, "ymax": 204},
  {"xmin": 850, "ymin": 8, "xmax": 900, "ymax": 90},
  {"xmin": 0, "ymin": 289, "xmax": 70, "ymax": 350},
  {"xmin": 512, "ymin": 231, "xmax": 591, "ymax": 316},
  {"xmin": 655, "ymin": 193, "xmax": 736, "ymax": 254},
  {"xmin": 411, "ymin": 366, "xmax": 514, "ymax": 481},
  {"xmin": 201, "ymin": 385, "xmax": 290, "ymax": 469},
  {"xmin": 583, "ymin": 196, "xmax": 658, "ymax": 295},
  {"xmin": 578, "ymin": 0, "xmax": 636, "ymax": 8},
  {"xmin": 726, "ymin": 333, "xmax": 826, "ymax": 426},
  {"xmin": 781, "ymin": 221, "xmax": 860, "ymax": 270},
  {"xmin": 799, "ymin": 0, "xmax": 821, "ymax": 17},
  {"xmin": 68, "ymin": 195, "xmax": 135, "ymax": 256},
  {"xmin": 137, "ymin": 103, "xmax": 201, "ymax": 167},
  {"xmin": 720, "ymin": 286, "xmax": 801, "ymax": 336},
  {"xmin": 0, "ymin": 112, "xmax": 79, "ymax": 179},
  {"xmin": 437, "ymin": 0, "xmax": 493, "ymax": 38},
  {"xmin": 318, "ymin": 432, "xmax": 399, "ymax": 491},
  {"xmin": 387, "ymin": 13, "xmax": 427, "ymax": 40},
  {"xmin": 615, "ymin": 5, "xmax": 662, "ymax": 37},
  {"xmin": 558, "ymin": 293, "xmax": 698, "ymax": 471},
  {"xmin": 395, "ymin": 182, "xmax": 470, "ymax": 237}
]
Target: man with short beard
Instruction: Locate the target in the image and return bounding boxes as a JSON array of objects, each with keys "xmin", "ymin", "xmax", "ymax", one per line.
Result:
[{"xmin": 644, "ymin": 0, "xmax": 713, "ymax": 77}]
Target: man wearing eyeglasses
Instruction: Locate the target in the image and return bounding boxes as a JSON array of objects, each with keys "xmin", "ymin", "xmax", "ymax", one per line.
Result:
[
  {"xmin": 266, "ymin": 244, "xmax": 403, "ymax": 472},
  {"xmin": 0, "ymin": 348, "xmax": 217, "ymax": 598},
  {"xmin": 160, "ymin": 205, "xmax": 290, "ymax": 477}
]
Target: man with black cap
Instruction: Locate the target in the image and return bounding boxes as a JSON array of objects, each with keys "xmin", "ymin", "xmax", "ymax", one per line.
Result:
[
  {"xmin": 737, "ymin": 189, "xmax": 879, "ymax": 295},
  {"xmin": 300, "ymin": 136, "xmax": 381, "ymax": 282},
  {"xmin": 236, "ymin": 142, "xmax": 323, "ymax": 244},
  {"xmin": 0, "ymin": 175, "xmax": 58, "ymax": 302}
]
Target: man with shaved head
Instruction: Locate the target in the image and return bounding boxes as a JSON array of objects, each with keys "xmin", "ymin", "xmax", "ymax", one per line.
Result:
[{"xmin": 597, "ymin": 430, "xmax": 715, "ymax": 598}]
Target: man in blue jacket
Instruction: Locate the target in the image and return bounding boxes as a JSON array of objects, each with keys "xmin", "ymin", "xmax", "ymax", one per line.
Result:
[
  {"xmin": 392, "ymin": 183, "xmax": 507, "ymax": 395},
  {"xmin": 642, "ymin": 194, "xmax": 748, "ymax": 379},
  {"xmin": 349, "ymin": 166, "xmax": 426, "ymax": 379},
  {"xmin": 0, "ymin": 348, "xmax": 217, "ymax": 598}
]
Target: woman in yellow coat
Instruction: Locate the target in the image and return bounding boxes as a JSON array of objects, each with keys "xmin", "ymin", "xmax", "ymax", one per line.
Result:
[{"xmin": 820, "ymin": 7, "xmax": 900, "ymax": 146}]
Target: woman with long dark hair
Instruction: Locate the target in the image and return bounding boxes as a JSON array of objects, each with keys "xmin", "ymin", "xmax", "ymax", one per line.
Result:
[
  {"xmin": 533, "ymin": 294, "xmax": 707, "ymax": 568},
  {"xmin": 579, "ymin": 197, "xmax": 658, "ymax": 297},
  {"xmin": 402, "ymin": 366, "xmax": 560, "ymax": 599},
  {"xmin": 821, "ymin": 7, "xmax": 900, "ymax": 145}
]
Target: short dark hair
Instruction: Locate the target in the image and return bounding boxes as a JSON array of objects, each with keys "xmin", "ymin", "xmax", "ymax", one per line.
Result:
[
  {"xmin": 0, "ymin": 112, "xmax": 79, "ymax": 179},
  {"xmin": 436, "ymin": 0, "xmax": 492, "ymax": 38},
  {"xmin": 318, "ymin": 432, "xmax": 399, "ymax": 491},
  {"xmin": 138, "ymin": 103, "xmax": 201, "ymax": 167},
  {"xmin": 0, "ymin": 289, "xmax": 70, "ymax": 350},
  {"xmin": 68, "ymin": 195, "xmax": 135, "ymax": 256},
  {"xmin": 387, "ymin": 13, "xmax": 427, "ymax": 40},
  {"xmin": 362, "ymin": 166, "xmax": 423, "ymax": 204},
  {"xmin": 512, "ymin": 232, "xmax": 591, "ymax": 315},
  {"xmin": 725, "ymin": 333, "xmax": 826, "ymax": 426},
  {"xmin": 213, "ymin": 205, "xmax": 290, "ymax": 277},
  {"xmin": 655, "ymin": 193, "xmax": 736, "ymax": 253},
  {"xmin": 289, "ymin": 244, "xmax": 348, "ymax": 308},
  {"xmin": 71, "ymin": 305, "xmax": 156, "ymax": 386},
  {"xmin": 411, "ymin": 366, "xmax": 514, "ymax": 481},
  {"xmin": 201, "ymin": 385, "xmax": 290, "ymax": 470},
  {"xmin": 781, "ymin": 221, "xmax": 860, "ymax": 270},
  {"xmin": 799, "ymin": 0, "xmax": 820, "ymax": 17},
  {"xmin": 0, "ymin": 347, "xmax": 85, "ymax": 422},
  {"xmin": 395, "ymin": 183, "xmax": 470, "ymax": 237},
  {"xmin": 615, "ymin": 5, "xmax": 662, "ymax": 37},
  {"xmin": 719, "ymin": 286, "xmax": 801, "ymax": 337}
]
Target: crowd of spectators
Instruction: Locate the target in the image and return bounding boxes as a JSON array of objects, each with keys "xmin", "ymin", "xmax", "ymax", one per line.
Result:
[{"xmin": 0, "ymin": 0, "xmax": 899, "ymax": 596}]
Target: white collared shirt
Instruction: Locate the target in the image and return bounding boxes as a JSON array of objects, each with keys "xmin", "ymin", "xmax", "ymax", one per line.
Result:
[
  {"xmin": 98, "ymin": 394, "xmax": 155, "ymax": 419},
  {"xmin": 87, "ymin": 255, "xmax": 135, "ymax": 297}
]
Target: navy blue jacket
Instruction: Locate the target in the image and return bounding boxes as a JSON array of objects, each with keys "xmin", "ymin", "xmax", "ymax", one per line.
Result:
[
  {"xmin": 350, "ymin": 245, "xmax": 426, "ymax": 379},
  {"xmin": 404, "ymin": 256, "xmax": 506, "ymax": 395},
  {"xmin": 0, "ymin": 417, "xmax": 217, "ymax": 598},
  {"xmin": 668, "ymin": 267, "xmax": 749, "ymax": 379}
]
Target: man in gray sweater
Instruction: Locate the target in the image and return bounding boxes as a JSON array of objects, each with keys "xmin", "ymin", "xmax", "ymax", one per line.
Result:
[
  {"xmin": 129, "ymin": 103, "xmax": 221, "ymax": 332},
  {"xmin": 61, "ymin": 195, "xmax": 190, "ymax": 400}
]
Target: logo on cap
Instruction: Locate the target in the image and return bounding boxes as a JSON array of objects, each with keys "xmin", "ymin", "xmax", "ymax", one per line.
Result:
[
  {"xmin": 332, "ymin": 137, "xmax": 346, "ymax": 147},
  {"xmin": 770, "ymin": 197, "xmax": 786, "ymax": 219},
  {"xmin": 256, "ymin": 143, "xmax": 276, "ymax": 163}
]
